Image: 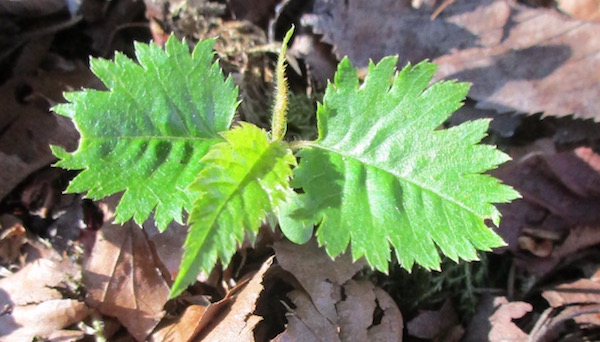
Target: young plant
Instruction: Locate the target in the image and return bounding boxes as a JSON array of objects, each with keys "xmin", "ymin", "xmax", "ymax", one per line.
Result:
[{"xmin": 51, "ymin": 28, "xmax": 519, "ymax": 297}]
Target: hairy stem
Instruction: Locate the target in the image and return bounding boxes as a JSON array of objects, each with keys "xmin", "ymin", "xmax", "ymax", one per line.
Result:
[{"xmin": 270, "ymin": 26, "xmax": 294, "ymax": 141}]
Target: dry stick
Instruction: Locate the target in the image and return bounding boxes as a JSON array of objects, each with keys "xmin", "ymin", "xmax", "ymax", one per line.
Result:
[{"xmin": 431, "ymin": 0, "xmax": 456, "ymax": 20}]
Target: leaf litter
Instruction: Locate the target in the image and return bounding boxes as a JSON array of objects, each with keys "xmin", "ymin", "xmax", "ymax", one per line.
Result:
[
  {"xmin": 305, "ymin": 0, "xmax": 600, "ymax": 121},
  {"xmin": 2, "ymin": 0, "xmax": 600, "ymax": 340},
  {"xmin": 84, "ymin": 195, "xmax": 171, "ymax": 341}
]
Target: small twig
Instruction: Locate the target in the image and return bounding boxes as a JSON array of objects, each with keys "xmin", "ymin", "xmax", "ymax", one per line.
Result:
[{"xmin": 431, "ymin": 0, "xmax": 455, "ymax": 20}]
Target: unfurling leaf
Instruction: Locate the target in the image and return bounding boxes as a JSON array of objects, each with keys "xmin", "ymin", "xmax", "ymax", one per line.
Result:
[
  {"xmin": 51, "ymin": 36, "xmax": 238, "ymax": 229},
  {"xmin": 284, "ymin": 57, "xmax": 519, "ymax": 272},
  {"xmin": 171, "ymin": 122, "xmax": 296, "ymax": 297}
]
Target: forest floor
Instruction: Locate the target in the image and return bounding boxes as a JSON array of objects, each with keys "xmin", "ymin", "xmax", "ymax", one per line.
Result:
[{"xmin": 2, "ymin": 0, "xmax": 600, "ymax": 341}]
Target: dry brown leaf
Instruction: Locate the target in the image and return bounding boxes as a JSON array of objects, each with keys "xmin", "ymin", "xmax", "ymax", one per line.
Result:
[
  {"xmin": 0, "ymin": 58, "xmax": 98, "ymax": 202},
  {"xmin": 368, "ymin": 287, "xmax": 403, "ymax": 341},
  {"xmin": 494, "ymin": 147, "xmax": 600, "ymax": 276},
  {"xmin": 198, "ymin": 257, "xmax": 274, "ymax": 341},
  {"xmin": 305, "ymin": 0, "xmax": 600, "ymax": 121},
  {"xmin": 0, "ymin": 215, "xmax": 27, "ymax": 265},
  {"xmin": 407, "ymin": 299, "xmax": 463, "ymax": 341},
  {"xmin": 151, "ymin": 260, "xmax": 270, "ymax": 342},
  {"xmin": 0, "ymin": 299, "xmax": 90, "ymax": 342},
  {"xmin": 336, "ymin": 280, "xmax": 376, "ymax": 341},
  {"xmin": 0, "ymin": 257, "xmax": 79, "ymax": 306},
  {"xmin": 274, "ymin": 240, "xmax": 402, "ymax": 341},
  {"xmin": 558, "ymin": 0, "xmax": 600, "ymax": 21},
  {"xmin": 84, "ymin": 197, "xmax": 170, "ymax": 342},
  {"xmin": 544, "ymin": 277, "xmax": 600, "ymax": 308},
  {"xmin": 464, "ymin": 295, "xmax": 531, "ymax": 342},
  {"xmin": 150, "ymin": 304, "xmax": 208, "ymax": 342},
  {"xmin": 530, "ymin": 269, "xmax": 600, "ymax": 339},
  {"xmin": 275, "ymin": 289, "xmax": 341, "ymax": 342},
  {"xmin": 0, "ymin": 256, "xmax": 88, "ymax": 341},
  {"xmin": 273, "ymin": 239, "xmax": 366, "ymax": 322},
  {"xmin": 143, "ymin": 219, "xmax": 188, "ymax": 281},
  {"xmin": 337, "ymin": 280, "xmax": 403, "ymax": 342}
]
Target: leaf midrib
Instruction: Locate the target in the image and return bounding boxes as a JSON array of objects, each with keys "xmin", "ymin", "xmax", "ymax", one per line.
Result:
[
  {"xmin": 310, "ymin": 143, "xmax": 482, "ymax": 220},
  {"xmin": 198, "ymin": 141, "xmax": 286, "ymax": 237}
]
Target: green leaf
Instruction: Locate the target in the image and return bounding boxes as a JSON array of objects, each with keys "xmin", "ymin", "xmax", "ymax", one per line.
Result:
[
  {"xmin": 51, "ymin": 36, "xmax": 238, "ymax": 229},
  {"xmin": 286, "ymin": 57, "xmax": 519, "ymax": 272},
  {"xmin": 278, "ymin": 195, "xmax": 314, "ymax": 245},
  {"xmin": 171, "ymin": 122, "xmax": 295, "ymax": 297}
]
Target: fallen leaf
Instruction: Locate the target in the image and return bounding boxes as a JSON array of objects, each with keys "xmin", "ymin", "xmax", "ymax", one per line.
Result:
[
  {"xmin": 150, "ymin": 304, "xmax": 208, "ymax": 342},
  {"xmin": 0, "ymin": 57, "xmax": 98, "ymax": 202},
  {"xmin": 464, "ymin": 295, "xmax": 531, "ymax": 342},
  {"xmin": 367, "ymin": 287, "xmax": 404, "ymax": 341},
  {"xmin": 0, "ymin": 257, "xmax": 79, "ymax": 306},
  {"xmin": 0, "ymin": 215, "xmax": 27, "ymax": 265},
  {"xmin": 558, "ymin": 0, "xmax": 600, "ymax": 21},
  {"xmin": 0, "ymin": 299, "xmax": 89, "ymax": 342},
  {"xmin": 494, "ymin": 147, "xmax": 600, "ymax": 276},
  {"xmin": 198, "ymin": 257, "xmax": 274, "ymax": 341},
  {"xmin": 275, "ymin": 289, "xmax": 341, "ymax": 342},
  {"xmin": 0, "ymin": 257, "xmax": 89, "ymax": 341},
  {"xmin": 407, "ymin": 299, "xmax": 463, "ymax": 341},
  {"xmin": 274, "ymin": 239, "xmax": 366, "ymax": 322},
  {"xmin": 150, "ymin": 262, "xmax": 270, "ymax": 342},
  {"xmin": 274, "ymin": 239, "xmax": 402, "ymax": 341},
  {"xmin": 544, "ymin": 278, "xmax": 600, "ymax": 308},
  {"xmin": 542, "ymin": 266, "xmax": 600, "ymax": 328},
  {"xmin": 336, "ymin": 280, "xmax": 377, "ymax": 341},
  {"xmin": 529, "ymin": 304, "xmax": 600, "ymax": 341},
  {"xmin": 305, "ymin": 0, "xmax": 600, "ymax": 121},
  {"xmin": 84, "ymin": 196, "xmax": 171, "ymax": 342},
  {"xmin": 533, "ymin": 266, "xmax": 600, "ymax": 341},
  {"xmin": 143, "ymin": 219, "xmax": 188, "ymax": 281},
  {"xmin": 337, "ymin": 280, "xmax": 403, "ymax": 342}
]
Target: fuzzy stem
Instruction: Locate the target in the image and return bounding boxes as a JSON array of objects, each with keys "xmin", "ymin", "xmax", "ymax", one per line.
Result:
[
  {"xmin": 270, "ymin": 26, "xmax": 294, "ymax": 141},
  {"xmin": 289, "ymin": 140, "xmax": 313, "ymax": 151}
]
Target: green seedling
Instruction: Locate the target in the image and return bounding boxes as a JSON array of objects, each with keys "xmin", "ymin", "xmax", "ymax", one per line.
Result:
[{"xmin": 51, "ymin": 27, "xmax": 519, "ymax": 297}]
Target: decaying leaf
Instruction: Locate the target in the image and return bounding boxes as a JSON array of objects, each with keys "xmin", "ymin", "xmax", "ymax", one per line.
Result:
[
  {"xmin": 464, "ymin": 295, "xmax": 531, "ymax": 342},
  {"xmin": 198, "ymin": 257, "xmax": 274, "ymax": 341},
  {"xmin": 407, "ymin": 299, "xmax": 463, "ymax": 341},
  {"xmin": 495, "ymin": 147, "xmax": 600, "ymax": 276},
  {"xmin": 0, "ymin": 257, "xmax": 79, "ymax": 306},
  {"xmin": 150, "ymin": 304, "xmax": 209, "ymax": 342},
  {"xmin": 274, "ymin": 240, "xmax": 403, "ymax": 341},
  {"xmin": 0, "ymin": 257, "xmax": 89, "ymax": 341},
  {"xmin": 524, "ymin": 268, "xmax": 600, "ymax": 340},
  {"xmin": 0, "ymin": 299, "xmax": 90, "ymax": 342},
  {"xmin": 0, "ymin": 79, "xmax": 77, "ymax": 202},
  {"xmin": 144, "ymin": 219, "xmax": 188, "ymax": 281},
  {"xmin": 544, "ymin": 273, "xmax": 600, "ymax": 308},
  {"xmin": 305, "ymin": 0, "xmax": 600, "ymax": 121},
  {"xmin": 276, "ymin": 290, "xmax": 341, "ymax": 342},
  {"xmin": 274, "ymin": 239, "xmax": 366, "ymax": 322},
  {"xmin": 84, "ymin": 197, "xmax": 171, "ymax": 341},
  {"xmin": 0, "ymin": 215, "xmax": 27, "ymax": 265},
  {"xmin": 558, "ymin": 0, "xmax": 600, "ymax": 21}
]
